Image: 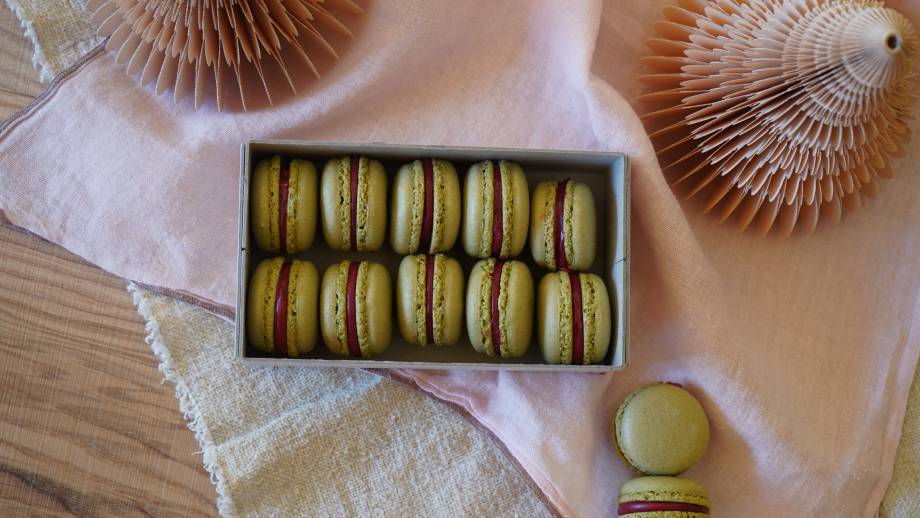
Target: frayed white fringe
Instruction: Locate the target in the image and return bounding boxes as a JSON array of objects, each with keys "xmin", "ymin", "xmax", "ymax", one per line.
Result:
[{"xmin": 128, "ymin": 282, "xmax": 237, "ymax": 518}]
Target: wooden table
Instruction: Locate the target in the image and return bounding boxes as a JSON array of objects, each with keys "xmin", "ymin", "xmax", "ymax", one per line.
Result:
[{"xmin": 0, "ymin": 6, "xmax": 217, "ymax": 516}]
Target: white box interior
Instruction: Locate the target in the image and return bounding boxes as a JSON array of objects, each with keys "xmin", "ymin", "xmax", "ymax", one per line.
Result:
[{"xmin": 237, "ymin": 141, "xmax": 630, "ymax": 372}]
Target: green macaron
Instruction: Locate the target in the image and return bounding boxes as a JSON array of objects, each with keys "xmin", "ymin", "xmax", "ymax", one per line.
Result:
[
  {"xmin": 613, "ymin": 382, "xmax": 710, "ymax": 475},
  {"xmin": 617, "ymin": 476, "xmax": 710, "ymax": 517}
]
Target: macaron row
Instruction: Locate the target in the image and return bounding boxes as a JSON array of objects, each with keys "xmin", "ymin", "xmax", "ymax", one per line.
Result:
[
  {"xmin": 250, "ymin": 155, "xmax": 598, "ymax": 270},
  {"xmin": 246, "ymin": 256, "xmax": 612, "ymax": 364}
]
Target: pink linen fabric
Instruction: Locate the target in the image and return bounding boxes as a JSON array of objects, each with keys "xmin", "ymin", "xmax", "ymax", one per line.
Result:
[{"xmin": 1, "ymin": 1, "xmax": 919, "ymax": 516}]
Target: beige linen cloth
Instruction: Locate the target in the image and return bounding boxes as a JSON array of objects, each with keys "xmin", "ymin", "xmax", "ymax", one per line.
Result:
[{"xmin": 3, "ymin": 0, "xmax": 920, "ymax": 516}]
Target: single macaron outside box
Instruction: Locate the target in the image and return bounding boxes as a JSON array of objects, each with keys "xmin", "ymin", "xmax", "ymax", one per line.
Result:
[
  {"xmin": 246, "ymin": 258, "xmax": 319, "ymax": 358},
  {"xmin": 390, "ymin": 159, "xmax": 461, "ymax": 254},
  {"xmin": 396, "ymin": 254, "xmax": 464, "ymax": 347},
  {"xmin": 537, "ymin": 271, "xmax": 611, "ymax": 365},
  {"xmin": 466, "ymin": 259, "xmax": 534, "ymax": 359},
  {"xmin": 617, "ymin": 476, "xmax": 710, "ymax": 517},
  {"xmin": 251, "ymin": 155, "xmax": 318, "ymax": 253},
  {"xmin": 321, "ymin": 156, "xmax": 387, "ymax": 252},
  {"xmin": 614, "ymin": 382, "xmax": 710, "ymax": 476},
  {"xmin": 320, "ymin": 260, "xmax": 392, "ymax": 358},
  {"xmin": 462, "ymin": 160, "xmax": 529, "ymax": 259},
  {"xmin": 530, "ymin": 178, "xmax": 597, "ymax": 271}
]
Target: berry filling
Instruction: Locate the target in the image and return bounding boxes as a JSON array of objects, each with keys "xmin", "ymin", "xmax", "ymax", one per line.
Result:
[
  {"xmin": 349, "ymin": 157, "xmax": 359, "ymax": 251},
  {"xmin": 617, "ymin": 501, "xmax": 709, "ymax": 515},
  {"xmin": 569, "ymin": 271, "xmax": 584, "ymax": 364},
  {"xmin": 553, "ymin": 179, "xmax": 570, "ymax": 270},
  {"xmin": 490, "ymin": 161, "xmax": 504, "ymax": 257},
  {"xmin": 278, "ymin": 161, "xmax": 290, "ymax": 252},
  {"xmin": 489, "ymin": 260, "xmax": 505, "ymax": 356},
  {"xmin": 419, "ymin": 159, "xmax": 435, "ymax": 253},
  {"xmin": 345, "ymin": 261, "xmax": 361, "ymax": 356},
  {"xmin": 273, "ymin": 260, "xmax": 292, "ymax": 357},
  {"xmin": 425, "ymin": 255, "xmax": 435, "ymax": 344}
]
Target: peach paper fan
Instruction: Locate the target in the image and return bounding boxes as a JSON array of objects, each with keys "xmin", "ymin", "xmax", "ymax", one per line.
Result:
[
  {"xmin": 88, "ymin": 0, "xmax": 364, "ymax": 110},
  {"xmin": 640, "ymin": 0, "xmax": 917, "ymax": 236}
]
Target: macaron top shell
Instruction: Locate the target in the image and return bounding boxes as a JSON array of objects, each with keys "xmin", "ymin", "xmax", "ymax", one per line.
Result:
[
  {"xmin": 462, "ymin": 160, "xmax": 529, "ymax": 259},
  {"xmin": 617, "ymin": 476, "xmax": 710, "ymax": 517},
  {"xmin": 251, "ymin": 156, "xmax": 317, "ymax": 253},
  {"xmin": 465, "ymin": 259, "xmax": 533, "ymax": 358},
  {"xmin": 390, "ymin": 159, "xmax": 461, "ymax": 254},
  {"xmin": 614, "ymin": 383, "xmax": 710, "ymax": 476},
  {"xmin": 320, "ymin": 156, "xmax": 387, "ymax": 252},
  {"xmin": 396, "ymin": 254, "xmax": 464, "ymax": 346},
  {"xmin": 529, "ymin": 179, "xmax": 596, "ymax": 271}
]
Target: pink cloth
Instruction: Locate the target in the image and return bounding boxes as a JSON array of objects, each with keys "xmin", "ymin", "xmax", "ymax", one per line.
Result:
[{"xmin": 2, "ymin": 1, "xmax": 919, "ymax": 516}]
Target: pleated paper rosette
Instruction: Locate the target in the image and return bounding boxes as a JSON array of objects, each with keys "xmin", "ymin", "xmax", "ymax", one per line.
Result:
[
  {"xmin": 88, "ymin": 0, "xmax": 364, "ymax": 110},
  {"xmin": 641, "ymin": 0, "xmax": 917, "ymax": 235}
]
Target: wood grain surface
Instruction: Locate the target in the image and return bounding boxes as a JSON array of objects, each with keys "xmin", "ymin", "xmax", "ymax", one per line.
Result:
[{"xmin": 0, "ymin": 5, "xmax": 218, "ymax": 516}]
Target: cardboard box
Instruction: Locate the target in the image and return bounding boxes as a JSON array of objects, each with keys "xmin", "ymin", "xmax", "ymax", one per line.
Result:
[{"xmin": 238, "ymin": 141, "xmax": 629, "ymax": 372}]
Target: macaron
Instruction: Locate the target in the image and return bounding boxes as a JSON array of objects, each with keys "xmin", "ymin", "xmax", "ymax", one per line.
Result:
[
  {"xmin": 462, "ymin": 160, "xmax": 529, "ymax": 259},
  {"xmin": 390, "ymin": 159, "xmax": 461, "ymax": 254},
  {"xmin": 320, "ymin": 260, "xmax": 392, "ymax": 357},
  {"xmin": 246, "ymin": 258, "xmax": 319, "ymax": 357},
  {"xmin": 321, "ymin": 156, "xmax": 387, "ymax": 252},
  {"xmin": 465, "ymin": 259, "xmax": 533, "ymax": 358},
  {"xmin": 396, "ymin": 254, "xmax": 464, "ymax": 346},
  {"xmin": 251, "ymin": 155, "xmax": 318, "ymax": 253},
  {"xmin": 537, "ymin": 271, "xmax": 611, "ymax": 365},
  {"xmin": 614, "ymin": 383, "xmax": 710, "ymax": 475},
  {"xmin": 617, "ymin": 476, "xmax": 710, "ymax": 517},
  {"xmin": 530, "ymin": 178, "xmax": 597, "ymax": 271}
]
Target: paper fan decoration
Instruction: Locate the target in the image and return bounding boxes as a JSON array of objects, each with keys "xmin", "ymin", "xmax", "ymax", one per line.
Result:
[
  {"xmin": 640, "ymin": 0, "xmax": 917, "ymax": 235},
  {"xmin": 88, "ymin": 0, "xmax": 364, "ymax": 110}
]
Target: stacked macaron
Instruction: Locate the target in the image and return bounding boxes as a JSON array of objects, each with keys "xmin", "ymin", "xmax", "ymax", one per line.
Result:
[
  {"xmin": 396, "ymin": 254, "xmax": 464, "ymax": 347},
  {"xmin": 531, "ymin": 178, "xmax": 610, "ymax": 365},
  {"xmin": 613, "ymin": 383, "xmax": 712, "ymax": 517},
  {"xmin": 247, "ymin": 258, "xmax": 319, "ymax": 358},
  {"xmin": 462, "ymin": 160, "xmax": 534, "ymax": 359}
]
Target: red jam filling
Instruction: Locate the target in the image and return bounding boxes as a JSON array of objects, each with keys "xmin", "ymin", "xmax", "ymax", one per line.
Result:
[
  {"xmin": 419, "ymin": 159, "xmax": 435, "ymax": 253},
  {"xmin": 569, "ymin": 271, "xmax": 584, "ymax": 365},
  {"xmin": 553, "ymin": 179, "xmax": 570, "ymax": 270},
  {"xmin": 617, "ymin": 501, "xmax": 709, "ymax": 515},
  {"xmin": 278, "ymin": 161, "xmax": 290, "ymax": 252},
  {"xmin": 345, "ymin": 261, "xmax": 361, "ymax": 357},
  {"xmin": 425, "ymin": 255, "xmax": 435, "ymax": 344},
  {"xmin": 490, "ymin": 161, "xmax": 504, "ymax": 257},
  {"xmin": 489, "ymin": 260, "xmax": 505, "ymax": 356},
  {"xmin": 349, "ymin": 156, "xmax": 360, "ymax": 251},
  {"xmin": 273, "ymin": 260, "xmax": 292, "ymax": 357}
]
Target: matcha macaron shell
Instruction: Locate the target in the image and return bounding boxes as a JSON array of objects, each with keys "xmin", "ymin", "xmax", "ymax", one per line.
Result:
[
  {"xmin": 614, "ymin": 383, "xmax": 710, "ymax": 476},
  {"xmin": 246, "ymin": 258, "xmax": 319, "ymax": 357},
  {"xmin": 320, "ymin": 260, "xmax": 392, "ymax": 357},
  {"xmin": 617, "ymin": 476, "xmax": 710, "ymax": 517},
  {"xmin": 537, "ymin": 271, "xmax": 611, "ymax": 364},
  {"xmin": 390, "ymin": 159, "xmax": 461, "ymax": 254},
  {"xmin": 396, "ymin": 254, "xmax": 464, "ymax": 346},
  {"xmin": 465, "ymin": 259, "xmax": 533, "ymax": 358},
  {"xmin": 462, "ymin": 160, "xmax": 529, "ymax": 259},
  {"xmin": 320, "ymin": 156, "xmax": 387, "ymax": 252},
  {"xmin": 251, "ymin": 156, "xmax": 318, "ymax": 253},
  {"xmin": 529, "ymin": 179, "xmax": 596, "ymax": 271}
]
